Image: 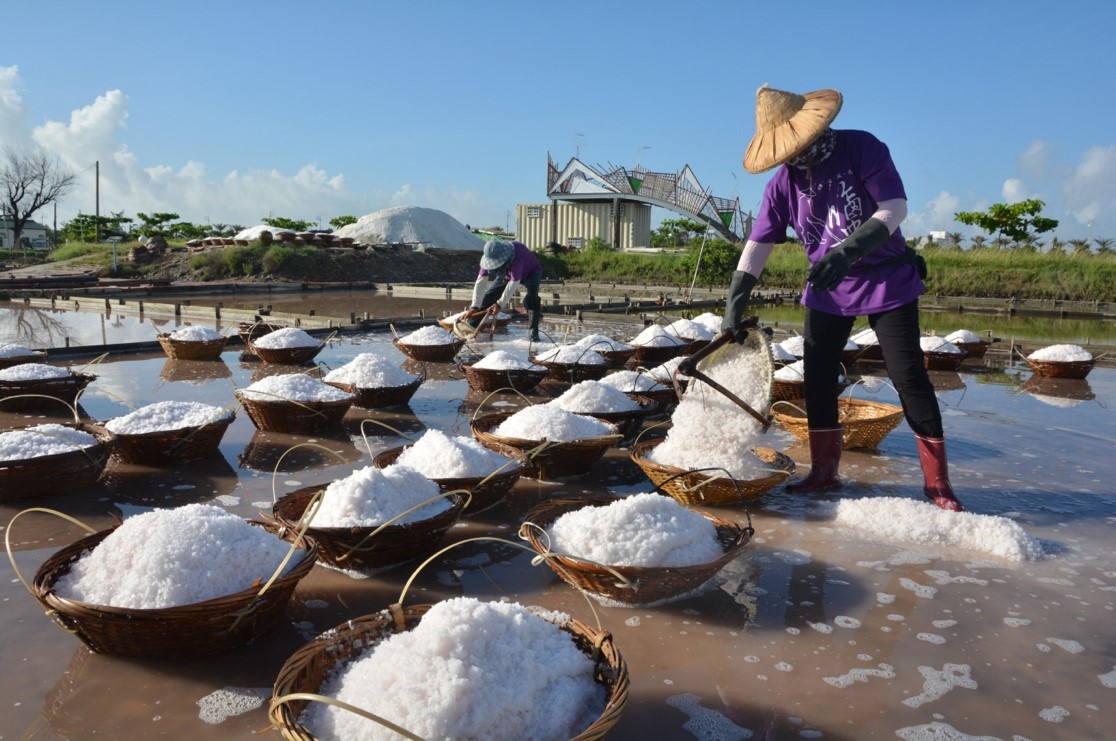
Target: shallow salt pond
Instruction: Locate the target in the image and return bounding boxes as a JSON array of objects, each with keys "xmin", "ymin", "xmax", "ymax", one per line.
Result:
[{"xmin": 1, "ymin": 315, "xmax": 1114, "ymax": 739}]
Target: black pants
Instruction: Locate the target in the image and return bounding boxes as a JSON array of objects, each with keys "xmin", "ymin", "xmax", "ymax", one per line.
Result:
[
  {"xmin": 479, "ymin": 272, "xmax": 543, "ymax": 333},
  {"xmin": 802, "ymin": 299, "xmax": 942, "ymax": 437}
]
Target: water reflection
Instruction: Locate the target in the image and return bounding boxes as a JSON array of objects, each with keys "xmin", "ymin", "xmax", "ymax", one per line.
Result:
[
  {"xmin": 158, "ymin": 358, "xmax": 233, "ymax": 384},
  {"xmin": 1020, "ymin": 375, "xmax": 1096, "ymax": 407},
  {"xmin": 101, "ymin": 453, "xmax": 241, "ymax": 507},
  {"xmin": 237, "ymin": 429, "xmax": 364, "ymax": 474}
]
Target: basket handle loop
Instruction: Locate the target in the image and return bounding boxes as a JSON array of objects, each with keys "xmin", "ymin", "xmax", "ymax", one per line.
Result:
[
  {"xmin": 357, "ymin": 418, "xmax": 417, "ymax": 458},
  {"xmin": 0, "ymin": 394, "xmax": 83, "ymax": 423},
  {"xmin": 517, "ymin": 520, "xmax": 637, "ymax": 592},
  {"xmin": 471, "ymin": 387, "xmax": 533, "ymax": 423},
  {"xmin": 318, "ymin": 490, "xmax": 472, "ymax": 564},
  {"xmin": 269, "ymin": 693, "xmax": 424, "ymax": 741},
  {"xmin": 770, "ymin": 399, "xmax": 807, "ymax": 417},
  {"xmin": 5, "ymin": 508, "xmax": 98, "ymax": 596},
  {"xmin": 270, "ymin": 443, "xmax": 353, "ymax": 504}
]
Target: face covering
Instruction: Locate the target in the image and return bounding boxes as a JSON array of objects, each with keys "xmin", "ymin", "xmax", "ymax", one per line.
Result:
[{"xmin": 788, "ymin": 128, "xmax": 836, "ymax": 169}]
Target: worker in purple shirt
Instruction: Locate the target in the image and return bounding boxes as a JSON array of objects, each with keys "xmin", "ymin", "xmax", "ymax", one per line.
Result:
[
  {"xmin": 722, "ymin": 85, "xmax": 963, "ymax": 512},
  {"xmin": 467, "ymin": 240, "xmax": 544, "ymax": 341}
]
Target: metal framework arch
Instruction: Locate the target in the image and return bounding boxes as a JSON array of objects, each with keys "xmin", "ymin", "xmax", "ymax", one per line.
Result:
[{"xmin": 547, "ymin": 154, "xmax": 749, "ymax": 243}]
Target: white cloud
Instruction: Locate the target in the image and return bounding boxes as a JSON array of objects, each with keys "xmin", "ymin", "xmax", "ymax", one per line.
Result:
[
  {"xmin": 1060, "ymin": 145, "xmax": 1116, "ymax": 228},
  {"xmin": 1, "ymin": 66, "xmax": 493, "ymax": 230},
  {"xmin": 1018, "ymin": 140, "xmax": 1056, "ymax": 181},
  {"xmin": 905, "ymin": 190, "xmax": 961, "ymax": 236},
  {"xmin": 1001, "ymin": 178, "xmax": 1033, "ymax": 202}
]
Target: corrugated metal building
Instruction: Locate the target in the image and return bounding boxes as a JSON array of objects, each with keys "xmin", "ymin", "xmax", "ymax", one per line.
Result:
[{"xmin": 515, "ymin": 201, "xmax": 652, "ymax": 251}]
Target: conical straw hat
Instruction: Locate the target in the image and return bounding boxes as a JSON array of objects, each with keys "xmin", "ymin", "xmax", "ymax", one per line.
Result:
[{"xmin": 743, "ymin": 85, "xmax": 843, "ymax": 174}]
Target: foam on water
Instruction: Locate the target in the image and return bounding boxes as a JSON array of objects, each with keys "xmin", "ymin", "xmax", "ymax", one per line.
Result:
[
  {"xmin": 823, "ymin": 663, "xmax": 896, "ymax": 688},
  {"xmin": 901, "ymin": 663, "xmax": 977, "ymax": 708},
  {"xmin": 196, "ymin": 687, "xmax": 270, "ymax": 724},
  {"xmin": 664, "ymin": 693, "xmax": 752, "ymax": 741},
  {"xmin": 895, "ymin": 721, "xmax": 1000, "ymax": 740}
]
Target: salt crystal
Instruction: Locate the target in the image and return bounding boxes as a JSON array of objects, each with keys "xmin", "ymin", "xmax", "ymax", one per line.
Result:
[
  {"xmin": 0, "ymin": 362, "xmax": 72, "ymax": 381},
  {"xmin": 252, "ymin": 326, "xmax": 318, "ymax": 349},
  {"xmin": 399, "ymin": 325, "xmax": 457, "ymax": 346},
  {"xmin": 472, "ymin": 350, "xmax": 544, "ymax": 371},
  {"xmin": 573, "ymin": 334, "xmax": 632, "ymax": 352},
  {"xmin": 395, "ymin": 429, "xmax": 517, "ymax": 478},
  {"xmin": 920, "ymin": 336, "xmax": 962, "ymax": 353},
  {"xmin": 169, "ymin": 325, "xmax": 223, "ymax": 342},
  {"xmin": 553, "ymin": 380, "xmax": 640, "ymax": 414},
  {"xmin": 630, "ymin": 324, "xmax": 686, "ymax": 347},
  {"xmin": 667, "ymin": 318, "xmax": 714, "ymax": 341},
  {"xmin": 534, "ymin": 345, "xmax": 607, "ymax": 365},
  {"xmin": 0, "ymin": 424, "xmax": 97, "ymax": 460},
  {"xmin": 597, "ymin": 370, "xmax": 666, "ymax": 393},
  {"xmin": 239, "ymin": 373, "xmax": 353, "ymax": 402},
  {"xmin": 53, "ymin": 504, "xmax": 295, "ymax": 609},
  {"xmin": 106, "ymin": 400, "xmax": 232, "ymax": 435},
  {"xmin": 324, "ymin": 353, "xmax": 418, "ymax": 388},
  {"xmin": 493, "ymin": 404, "xmax": 614, "ymax": 441},
  {"xmin": 546, "ymin": 493, "xmax": 722, "ymax": 567},
  {"xmin": 310, "ymin": 464, "xmax": 451, "ymax": 527},
  {"xmin": 1028, "ymin": 344, "xmax": 1092, "ymax": 362},
  {"xmin": 690, "ymin": 313, "xmax": 723, "ymax": 334}
]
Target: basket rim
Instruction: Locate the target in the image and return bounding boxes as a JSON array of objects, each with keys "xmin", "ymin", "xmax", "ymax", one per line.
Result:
[
  {"xmin": 0, "ymin": 421, "xmax": 116, "ymax": 466},
  {"xmin": 771, "ymin": 396, "xmax": 903, "ymax": 422},
  {"xmin": 271, "ymin": 483, "xmax": 467, "ymax": 535},
  {"xmin": 629, "ymin": 438, "xmax": 795, "ymax": 487},
  {"xmin": 234, "ymin": 389, "xmax": 355, "ymax": 407},
  {"xmin": 106, "ymin": 412, "xmax": 235, "ymax": 441}
]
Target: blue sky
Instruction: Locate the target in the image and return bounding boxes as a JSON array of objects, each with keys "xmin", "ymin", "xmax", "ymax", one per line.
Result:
[{"xmin": 3, "ymin": 1, "xmax": 1114, "ymax": 242}]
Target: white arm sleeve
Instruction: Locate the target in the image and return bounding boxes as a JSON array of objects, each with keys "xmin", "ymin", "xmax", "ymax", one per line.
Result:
[
  {"xmin": 471, "ymin": 275, "xmax": 494, "ymax": 308},
  {"xmin": 497, "ymin": 279, "xmax": 523, "ymax": 308},
  {"xmin": 735, "ymin": 240, "xmax": 775, "ymax": 276},
  {"xmin": 872, "ymin": 198, "xmax": 907, "ymax": 234}
]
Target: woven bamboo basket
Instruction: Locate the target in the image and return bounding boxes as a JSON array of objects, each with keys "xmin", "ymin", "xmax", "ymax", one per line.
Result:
[
  {"xmin": 271, "ymin": 484, "xmax": 464, "ymax": 569},
  {"xmin": 0, "ymin": 372, "xmax": 96, "ymax": 411},
  {"xmin": 268, "ymin": 603, "xmax": 628, "ymax": 741},
  {"xmin": 923, "ymin": 350, "xmax": 966, "ymax": 371},
  {"xmin": 771, "ymin": 376, "xmax": 850, "ymax": 402},
  {"xmin": 0, "ymin": 423, "xmax": 115, "ymax": 503},
  {"xmin": 772, "ymin": 398, "xmax": 905, "ymax": 450},
  {"xmin": 238, "ymin": 322, "xmax": 287, "ymax": 353},
  {"xmin": 1021, "ymin": 354, "xmax": 1096, "ymax": 380},
  {"xmin": 372, "ymin": 441, "xmax": 527, "ymax": 513},
  {"xmin": 392, "ymin": 337, "xmax": 465, "ymax": 363},
  {"xmin": 530, "ymin": 357, "xmax": 611, "ymax": 384},
  {"xmin": 156, "ymin": 333, "xmax": 228, "ymax": 360},
  {"xmin": 522, "ymin": 497, "xmax": 754, "ymax": 605},
  {"xmin": 631, "ymin": 342, "xmax": 690, "ymax": 366},
  {"xmin": 108, "ymin": 413, "xmax": 234, "ymax": 465},
  {"xmin": 0, "ymin": 351, "xmax": 47, "ymax": 369},
  {"xmin": 598, "ymin": 347, "xmax": 637, "ymax": 369},
  {"xmin": 460, "ymin": 361, "xmax": 549, "ymax": 394},
  {"xmin": 625, "ymin": 386, "xmax": 678, "ymax": 411},
  {"xmin": 325, "ymin": 373, "xmax": 424, "ymax": 409},
  {"xmin": 952, "ymin": 340, "xmax": 990, "ymax": 359},
  {"xmin": 235, "ymin": 390, "xmax": 354, "ymax": 433},
  {"xmin": 852, "ymin": 343, "xmax": 883, "ymax": 362},
  {"xmin": 629, "ymin": 439, "xmax": 794, "ymax": 505},
  {"xmin": 470, "ymin": 412, "xmax": 619, "ymax": 479},
  {"xmin": 250, "ymin": 341, "xmax": 324, "ymax": 365},
  {"xmin": 31, "ymin": 522, "xmax": 317, "ymax": 657}
]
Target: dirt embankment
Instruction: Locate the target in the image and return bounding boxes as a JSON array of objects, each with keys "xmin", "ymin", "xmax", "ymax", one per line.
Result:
[{"xmin": 140, "ymin": 248, "xmax": 484, "ymax": 285}]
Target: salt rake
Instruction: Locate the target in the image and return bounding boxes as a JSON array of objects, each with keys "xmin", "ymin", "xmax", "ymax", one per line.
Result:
[{"xmin": 672, "ymin": 316, "xmax": 773, "ymax": 432}]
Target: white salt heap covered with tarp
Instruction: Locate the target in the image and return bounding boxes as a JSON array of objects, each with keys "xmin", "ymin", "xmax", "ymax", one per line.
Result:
[
  {"xmin": 573, "ymin": 334, "xmax": 632, "ymax": 352},
  {"xmin": 597, "ymin": 369, "xmax": 667, "ymax": 394},
  {"xmin": 0, "ymin": 362, "xmax": 72, "ymax": 381},
  {"xmin": 105, "ymin": 400, "xmax": 232, "ymax": 435},
  {"xmin": 324, "ymin": 353, "xmax": 418, "ymax": 388},
  {"xmin": 53, "ymin": 504, "xmax": 296, "ymax": 609},
  {"xmin": 0, "ymin": 343, "xmax": 38, "ymax": 358},
  {"xmin": 399, "ymin": 325, "xmax": 458, "ymax": 346},
  {"xmin": 829, "ymin": 497, "xmax": 1045, "ymax": 562},
  {"xmin": 630, "ymin": 324, "xmax": 686, "ymax": 347},
  {"xmin": 239, "ymin": 373, "xmax": 353, "ymax": 402},
  {"xmin": 534, "ymin": 345, "xmax": 607, "ymax": 365},
  {"xmin": 310, "ymin": 465, "xmax": 451, "ymax": 527},
  {"xmin": 169, "ymin": 325, "xmax": 223, "ymax": 342},
  {"xmin": 252, "ymin": 326, "xmax": 318, "ymax": 349},
  {"xmin": 395, "ymin": 429, "xmax": 517, "ymax": 479},
  {"xmin": 494, "ymin": 404, "xmax": 615, "ymax": 441},
  {"xmin": 472, "ymin": 350, "xmax": 544, "ymax": 371},
  {"xmin": 945, "ymin": 329, "xmax": 983, "ymax": 344},
  {"xmin": 552, "ymin": 380, "xmax": 640, "ymax": 414},
  {"xmin": 0, "ymin": 424, "xmax": 97, "ymax": 460},
  {"xmin": 233, "ymin": 224, "xmax": 285, "ymax": 241},
  {"xmin": 546, "ymin": 493, "xmax": 723, "ymax": 567},
  {"xmin": 647, "ymin": 336, "xmax": 772, "ymax": 477},
  {"xmin": 301, "ymin": 596, "xmax": 604, "ymax": 740},
  {"xmin": 1028, "ymin": 343, "xmax": 1093, "ymax": 362},
  {"xmin": 333, "ymin": 206, "xmax": 485, "ymax": 251},
  {"xmin": 920, "ymin": 336, "xmax": 962, "ymax": 353}
]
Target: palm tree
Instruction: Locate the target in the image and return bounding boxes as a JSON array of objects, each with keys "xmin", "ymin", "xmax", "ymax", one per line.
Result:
[
  {"xmin": 1048, "ymin": 237, "xmax": 1065, "ymax": 254},
  {"xmin": 1093, "ymin": 237, "xmax": 1113, "ymax": 254},
  {"xmin": 1018, "ymin": 235, "xmax": 1041, "ymax": 253},
  {"xmin": 992, "ymin": 236, "xmax": 1010, "ymax": 250},
  {"xmin": 945, "ymin": 231, "xmax": 965, "ymax": 249},
  {"xmin": 1068, "ymin": 238, "xmax": 1090, "ymax": 255},
  {"xmin": 970, "ymin": 235, "xmax": 987, "ymax": 250}
]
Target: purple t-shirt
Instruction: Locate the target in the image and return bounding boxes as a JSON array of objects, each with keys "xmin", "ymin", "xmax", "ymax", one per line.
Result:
[
  {"xmin": 749, "ymin": 129, "xmax": 923, "ymax": 316},
  {"xmin": 477, "ymin": 241, "xmax": 542, "ymax": 282}
]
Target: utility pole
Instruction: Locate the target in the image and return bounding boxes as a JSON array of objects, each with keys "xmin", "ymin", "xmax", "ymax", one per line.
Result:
[{"xmin": 94, "ymin": 160, "xmax": 100, "ymax": 244}]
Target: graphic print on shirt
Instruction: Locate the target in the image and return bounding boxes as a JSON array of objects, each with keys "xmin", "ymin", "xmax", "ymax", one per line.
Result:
[{"xmin": 797, "ymin": 168, "xmax": 862, "ymax": 251}]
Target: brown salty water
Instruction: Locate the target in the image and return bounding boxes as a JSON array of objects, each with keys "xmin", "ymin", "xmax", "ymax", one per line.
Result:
[{"xmin": 2, "ymin": 311, "xmax": 1115, "ymax": 739}]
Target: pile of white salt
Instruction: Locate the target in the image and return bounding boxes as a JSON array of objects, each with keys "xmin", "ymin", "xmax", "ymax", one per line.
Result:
[
  {"xmin": 310, "ymin": 465, "xmax": 451, "ymax": 527},
  {"xmin": 169, "ymin": 325, "xmax": 223, "ymax": 342},
  {"xmin": 573, "ymin": 334, "xmax": 632, "ymax": 352},
  {"xmin": 399, "ymin": 325, "xmax": 458, "ymax": 346},
  {"xmin": 494, "ymin": 404, "xmax": 615, "ymax": 441},
  {"xmin": 253, "ymin": 326, "xmax": 318, "ymax": 349},
  {"xmin": 778, "ymin": 335, "xmax": 806, "ymax": 358},
  {"xmin": 691, "ymin": 312, "xmax": 724, "ymax": 334},
  {"xmin": 552, "ymin": 380, "xmax": 640, "ymax": 414},
  {"xmin": 472, "ymin": 350, "xmax": 545, "ymax": 371},
  {"xmin": 105, "ymin": 400, "xmax": 232, "ymax": 435},
  {"xmin": 53, "ymin": 504, "xmax": 295, "ymax": 609},
  {"xmin": 0, "ymin": 424, "xmax": 97, "ymax": 460},
  {"xmin": 851, "ymin": 328, "xmax": 879, "ymax": 347},
  {"xmin": 301, "ymin": 597, "xmax": 604, "ymax": 741},
  {"xmin": 546, "ymin": 493, "xmax": 722, "ymax": 567},
  {"xmin": 0, "ymin": 362, "xmax": 72, "ymax": 381},
  {"xmin": 239, "ymin": 373, "xmax": 353, "ymax": 402},
  {"xmin": 630, "ymin": 324, "xmax": 686, "ymax": 347},
  {"xmin": 0, "ymin": 342, "xmax": 38, "ymax": 358},
  {"xmin": 324, "ymin": 353, "xmax": 418, "ymax": 388},
  {"xmin": 945, "ymin": 329, "xmax": 983, "ymax": 344},
  {"xmin": 1028, "ymin": 344, "xmax": 1093, "ymax": 362},
  {"xmin": 597, "ymin": 370, "xmax": 667, "ymax": 394},
  {"xmin": 920, "ymin": 336, "xmax": 962, "ymax": 354},
  {"xmin": 667, "ymin": 318, "xmax": 714, "ymax": 341},
  {"xmin": 534, "ymin": 345, "xmax": 607, "ymax": 365},
  {"xmin": 394, "ymin": 429, "xmax": 517, "ymax": 479}
]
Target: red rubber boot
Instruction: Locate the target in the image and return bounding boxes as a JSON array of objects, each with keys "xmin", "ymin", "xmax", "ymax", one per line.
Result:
[
  {"xmin": 785, "ymin": 427, "xmax": 844, "ymax": 493},
  {"xmin": 915, "ymin": 434, "xmax": 965, "ymax": 512}
]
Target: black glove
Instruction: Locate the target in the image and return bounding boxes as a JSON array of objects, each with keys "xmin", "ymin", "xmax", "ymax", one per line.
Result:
[
  {"xmin": 721, "ymin": 270, "xmax": 759, "ymax": 342},
  {"xmin": 807, "ymin": 218, "xmax": 891, "ymax": 291}
]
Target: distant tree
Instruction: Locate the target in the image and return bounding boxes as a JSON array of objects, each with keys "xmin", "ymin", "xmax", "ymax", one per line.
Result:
[
  {"xmin": 1048, "ymin": 237, "xmax": 1065, "ymax": 254},
  {"xmin": 992, "ymin": 236, "xmax": 1010, "ymax": 250},
  {"xmin": 945, "ymin": 231, "xmax": 965, "ymax": 249},
  {"xmin": 262, "ymin": 216, "xmax": 313, "ymax": 232},
  {"xmin": 1, "ymin": 146, "xmax": 76, "ymax": 251},
  {"xmin": 329, "ymin": 215, "xmax": 357, "ymax": 230},
  {"xmin": 1067, "ymin": 238, "xmax": 1090, "ymax": 255},
  {"xmin": 651, "ymin": 217, "xmax": 707, "ymax": 248},
  {"xmin": 583, "ymin": 236, "xmax": 613, "ymax": 253},
  {"xmin": 172, "ymin": 222, "xmax": 206, "ymax": 239},
  {"xmin": 1018, "ymin": 235, "xmax": 1042, "ymax": 253},
  {"xmin": 906, "ymin": 235, "xmax": 924, "ymax": 249},
  {"xmin": 135, "ymin": 212, "xmax": 181, "ymax": 238},
  {"xmin": 954, "ymin": 199, "xmax": 1058, "ymax": 243},
  {"xmin": 1095, "ymin": 237, "xmax": 1114, "ymax": 254},
  {"xmin": 970, "ymin": 235, "xmax": 987, "ymax": 249},
  {"xmin": 678, "ymin": 237, "xmax": 737, "ymax": 285},
  {"xmin": 61, "ymin": 212, "xmax": 127, "ymax": 243}
]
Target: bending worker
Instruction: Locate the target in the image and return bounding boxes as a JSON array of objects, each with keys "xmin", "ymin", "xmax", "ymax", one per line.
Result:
[
  {"xmin": 467, "ymin": 239, "xmax": 544, "ymax": 341},
  {"xmin": 722, "ymin": 85, "xmax": 963, "ymax": 512}
]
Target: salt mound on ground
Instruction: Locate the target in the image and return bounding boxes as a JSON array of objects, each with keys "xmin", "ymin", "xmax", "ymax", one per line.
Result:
[
  {"xmin": 399, "ymin": 325, "xmax": 458, "ymax": 346},
  {"xmin": 53, "ymin": 504, "xmax": 296, "ymax": 608},
  {"xmin": 334, "ymin": 206, "xmax": 485, "ymax": 251},
  {"xmin": 667, "ymin": 318, "xmax": 715, "ymax": 341},
  {"xmin": 691, "ymin": 312, "xmax": 723, "ymax": 334},
  {"xmin": 830, "ymin": 496, "xmax": 1045, "ymax": 561},
  {"xmin": 574, "ymin": 334, "xmax": 632, "ymax": 352},
  {"xmin": 779, "ymin": 335, "xmax": 806, "ymax": 357},
  {"xmin": 233, "ymin": 225, "xmax": 283, "ymax": 241},
  {"xmin": 301, "ymin": 596, "xmax": 604, "ymax": 741},
  {"xmin": 395, "ymin": 429, "xmax": 516, "ymax": 478},
  {"xmin": 106, "ymin": 400, "xmax": 232, "ymax": 435},
  {"xmin": 535, "ymin": 345, "xmax": 607, "ymax": 365},
  {"xmin": 630, "ymin": 324, "xmax": 686, "ymax": 347},
  {"xmin": 547, "ymin": 493, "xmax": 723, "ymax": 567},
  {"xmin": 0, "ymin": 424, "xmax": 97, "ymax": 460}
]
